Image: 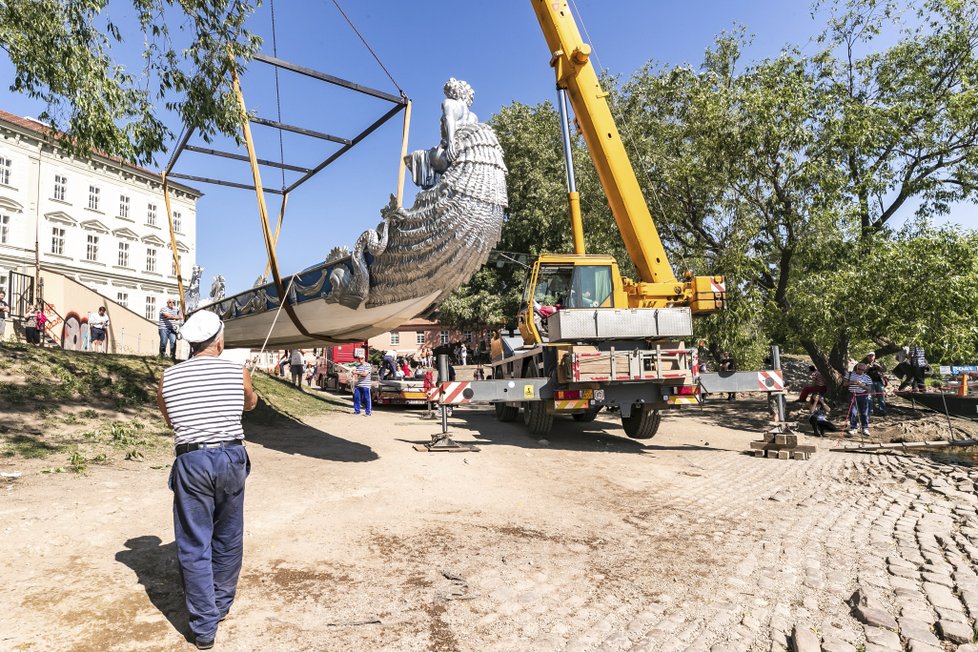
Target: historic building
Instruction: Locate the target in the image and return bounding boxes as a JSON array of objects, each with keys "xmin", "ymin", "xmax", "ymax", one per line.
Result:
[
  {"xmin": 367, "ymin": 317, "xmax": 491, "ymax": 362},
  {"xmin": 0, "ymin": 109, "xmax": 201, "ymax": 322}
]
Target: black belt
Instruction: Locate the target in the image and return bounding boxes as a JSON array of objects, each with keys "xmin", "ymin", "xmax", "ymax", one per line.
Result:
[{"xmin": 175, "ymin": 439, "xmax": 243, "ymax": 457}]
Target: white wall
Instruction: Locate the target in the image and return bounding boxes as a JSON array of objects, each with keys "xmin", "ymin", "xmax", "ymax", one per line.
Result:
[{"xmin": 0, "ymin": 115, "xmax": 200, "ymax": 321}]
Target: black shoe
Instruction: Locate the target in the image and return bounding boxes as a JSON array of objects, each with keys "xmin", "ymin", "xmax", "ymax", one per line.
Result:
[{"xmin": 195, "ymin": 638, "xmax": 214, "ymax": 650}]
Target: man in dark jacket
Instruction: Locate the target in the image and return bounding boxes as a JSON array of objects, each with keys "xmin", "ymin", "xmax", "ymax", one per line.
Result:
[{"xmin": 862, "ymin": 352, "xmax": 888, "ymax": 415}]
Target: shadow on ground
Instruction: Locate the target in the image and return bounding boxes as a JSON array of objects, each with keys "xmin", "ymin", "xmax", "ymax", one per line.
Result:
[
  {"xmin": 395, "ymin": 407, "xmax": 731, "ymax": 453},
  {"xmin": 685, "ymin": 397, "xmax": 778, "ymax": 434},
  {"xmin": 115, "ymin": 535, "xmax": 190, "ymax": 640},
  {"xmin": 243, "ymin": 398, "xmax": 378, "ymax": 462}
]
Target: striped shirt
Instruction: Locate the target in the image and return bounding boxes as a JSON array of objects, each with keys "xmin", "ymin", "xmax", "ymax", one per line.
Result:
[
  {"xmin": 909, "ymin": 346, "xmax": 927, "ymax": 367},
  {"xmin": 158, "ymin": 306, "xmax": 181, "ymax": 331},
  {"xmin": 162, "ymin": 356, "xmax": 245, "ymax": 445},
  {"xmin": 355, "ymin": 362, "xmax": 372, "ymax": 388},
  {"xmin": 847, "ymin": 372, "xmax": 872, "ymax": 394}
]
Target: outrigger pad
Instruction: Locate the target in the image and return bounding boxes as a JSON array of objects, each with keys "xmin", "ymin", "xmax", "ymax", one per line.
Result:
[{"xmin": 413, "ymin": 435, "xmax": 480, "ymax": 453}]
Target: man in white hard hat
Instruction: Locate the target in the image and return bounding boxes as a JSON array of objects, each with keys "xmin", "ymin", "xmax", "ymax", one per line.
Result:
[{"xmin": 156, "ymin": 310, "xmax": 257, "ymax": 649}]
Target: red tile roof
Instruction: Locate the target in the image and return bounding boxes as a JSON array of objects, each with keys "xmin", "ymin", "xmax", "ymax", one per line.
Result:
[{"xmin": 0, "ymin": 108, "xmax": 201, "ymax": 196}]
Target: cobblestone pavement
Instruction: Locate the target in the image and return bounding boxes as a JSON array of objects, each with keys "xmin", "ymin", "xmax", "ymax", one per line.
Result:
[
  {"xmin": 4, "ymin": 401, "xmax": 978, "ymax": 651},
  {"xmin": 429, "ymin": 446, "xmax": 978, "ymax": 652},
  {"xmin": 279, "ymin": 407, "xmax": 978, "ymax": 652}
]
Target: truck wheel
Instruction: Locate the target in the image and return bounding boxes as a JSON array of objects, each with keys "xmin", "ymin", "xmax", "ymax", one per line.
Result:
[
  {"xmin": 523, "ymin": 401, "xmax": 553, "ymax": 436},
  {"xmin": 621, "ymin": 406, "xmax": 661, "ymax": 439},
  {"xmin": 572, "ymin": 410, "xmax": 599, "ymax": 422},
  {"xmin": 495, "ymin": 402, "xmax": 519, "ymax": 422}
]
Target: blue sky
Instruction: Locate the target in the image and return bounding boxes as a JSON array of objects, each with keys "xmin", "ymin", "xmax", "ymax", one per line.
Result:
[{"xmin": 1, "ymin": 0, "xmax": 974, "ymax": 292}]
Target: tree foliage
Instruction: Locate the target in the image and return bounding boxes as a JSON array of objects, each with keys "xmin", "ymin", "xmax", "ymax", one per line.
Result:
[
  {"xmin": 0, "ymin": 0, "xmax": 261, "ymax": 165},
  {"xmin": 610, "ymin": 0, "xmax": 978, "ymax": 389}
]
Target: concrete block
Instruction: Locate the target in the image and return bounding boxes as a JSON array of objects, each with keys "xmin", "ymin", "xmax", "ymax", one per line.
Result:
[{"xmin": 776, "ymin": 433, "xmax": 799, "ymax": 447}]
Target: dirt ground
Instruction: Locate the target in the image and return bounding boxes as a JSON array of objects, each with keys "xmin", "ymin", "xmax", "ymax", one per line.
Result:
[{"xmin": 4, "ymin": 390, "xmax": 978, "ymax": 652}]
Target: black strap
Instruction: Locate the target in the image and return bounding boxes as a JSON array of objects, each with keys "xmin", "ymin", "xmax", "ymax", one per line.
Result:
[{"xmin": 175, "ymin": 439, "xmax": 242, "ymax": 457}]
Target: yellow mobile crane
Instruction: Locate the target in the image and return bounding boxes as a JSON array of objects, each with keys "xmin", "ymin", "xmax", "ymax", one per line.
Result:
[{"xmin": 485, "ymin": 0, "xmax": 726, "ymax": 439}]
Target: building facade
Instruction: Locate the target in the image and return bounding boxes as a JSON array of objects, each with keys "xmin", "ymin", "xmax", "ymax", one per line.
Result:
[
  {"xmin": 0, "ymin": 110, "xmax": 200, "ymax": 323},
  {"xmin": 367, "ymin": 317, "xmax": 492, "ymax": 362}
]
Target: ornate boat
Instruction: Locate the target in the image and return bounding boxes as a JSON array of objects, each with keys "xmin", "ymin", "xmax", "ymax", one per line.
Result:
[
  {"xmin": 896, "ymin": 390, "xmax": 978, "ymax": 421},
  {"xmin": 194, "ymin": 79, "xmax": 507, "ymax": 348}
]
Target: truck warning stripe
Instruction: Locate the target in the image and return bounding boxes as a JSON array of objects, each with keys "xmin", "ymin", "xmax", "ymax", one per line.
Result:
[
  {"xmin": 427, "ymin": 381, "xmax": 472, "ymax": 404},
  {"xmin": 758, "ymin": 370, "xmax": 785, "ymax": 391},
  {"xmin": 554, "ymin": 399, "xmax": 590, "ymax": 411},
  {"xmin": 711, "ymin": 279, "xmax": 726, "ymax": 293}
]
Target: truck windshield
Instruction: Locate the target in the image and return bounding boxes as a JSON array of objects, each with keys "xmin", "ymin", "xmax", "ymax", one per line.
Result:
[
  {"xmin": 534, "ymin": 266, "xmax": 574, "ymax": 306},
  {"xmin": 566, "ymin": 266, "xmax": 614, "ymax": 308}
]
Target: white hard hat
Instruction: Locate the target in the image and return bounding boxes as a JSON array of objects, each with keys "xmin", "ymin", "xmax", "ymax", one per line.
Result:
[{"xmin": 181, "ymin": 310, "xmax": 223, "ymax": 343}]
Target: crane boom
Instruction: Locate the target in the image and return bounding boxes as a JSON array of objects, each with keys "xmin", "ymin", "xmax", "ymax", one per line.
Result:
[{"xmin": 531, "ymin": 0, "xmax": 676, "ymax": 285}]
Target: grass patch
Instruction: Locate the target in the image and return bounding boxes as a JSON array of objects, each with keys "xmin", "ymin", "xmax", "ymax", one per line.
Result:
[
  {"xmin": 0, "ymin": 342, "xmax": 170, "ymax": 408},
  {"xmin": 2, "ymin": 434, "xmax": 64, "ymax": 458},
  {"xmin": 81, "ymin": 419, "xmax": 164, "ymax": 452},
  {"xmin": 248, "ymin": 372, "xmax": 343, "ymax": 420}
]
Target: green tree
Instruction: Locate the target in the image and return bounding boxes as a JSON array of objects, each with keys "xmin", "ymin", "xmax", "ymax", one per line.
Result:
[
  {"xmin": 437, "ymin": 267, "xmax": 511, "ymax": 331},
  {"xmin": 0, "ymin": 0, "xmax": 261, "ymax": 165},
  {"xmin": 615, "ymin": 0, "xmax": 978, "ymax": 390},
  {"xmin": 790, "ymin": 225, "xmax": 978, "ymax": 365}
]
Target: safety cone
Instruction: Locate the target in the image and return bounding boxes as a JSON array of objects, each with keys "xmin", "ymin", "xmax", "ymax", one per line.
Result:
[{"xmin": 959, "ymin": 373, "xmax": 969, "ymax": 397}]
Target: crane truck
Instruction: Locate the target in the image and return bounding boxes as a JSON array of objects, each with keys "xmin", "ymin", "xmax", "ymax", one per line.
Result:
[{"xmin": 478, "ymin": 0, "xmax": 726, "ymax": 439}]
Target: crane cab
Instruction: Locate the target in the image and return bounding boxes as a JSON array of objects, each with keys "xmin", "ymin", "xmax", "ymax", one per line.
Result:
[{"xmin": 517, "ymin": 253, "xmax": 626, "ymax": 346}]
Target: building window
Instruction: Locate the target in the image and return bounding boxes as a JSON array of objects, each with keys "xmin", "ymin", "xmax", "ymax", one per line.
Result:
[
  {"xmin": 173, "ymin": 211, "xmax": 182, "ymax": 233},
  {"xmin": 390, "ymin": 331, "xmax": 400, "ymax": 345},
  {"xmin": 145, "ymin": 296, "xmax": 156, "ymax": 321},
  {"xmin": 171, "ymin": 257, "xmax": 177, "ymax": 276},
  {"xmin": 0, "ymin": 214, "xmax": 8, "ymax": 244},
  {"xmin": 88, "ymin": 185, "xmax": 100, "ymax": 211},
  {"xmin": 53, "ymin": 174, "xmax": 66, "ymax": 201},
  {"xmin": 85, "ymin": 234, "xmax": 99, "ymax": 262},
  {"xmin": 145, "ymin": 248, "xmax": 157, "ymax": 272},
  {"xmin": 415, "ymin": 332, "xmax": 425, "ymax": 346},
  {"xmin": 116, "ymin": 292, "xmax": 128, "ymax": 308},
  {"xmin": 440, "ymin": 330, "xmax": 449, "ymax": 345},
  {"xmin": 0, "ymin": 157, "xmax": 11, "ymax": 186},
  {"xmin": 51, "ymin": 227, "xmax": 65, "ymax": 255},
  {"xmin": 119, "ymin": 195, "xmax": 130, "ymax": 219},
  {"xmin": 117, "ymin": 241, "xmax": 130, "ymax": 267},
  {"xmin": 464, "ymin": 330, "xmax": 473, "ymax": 342},
  {"xmin": 147, "ymin": 204, "xmax": 157, "ymax": 226}
]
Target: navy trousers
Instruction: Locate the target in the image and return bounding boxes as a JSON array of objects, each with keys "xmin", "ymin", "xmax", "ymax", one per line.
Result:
[
  {"xmin": 848, "ymin": 394, "xmax": 871, "ymax": 430},
  {"xmin": 170, "ymin": 445, "xmax": 250, "ymax": 640},
  {"xmin": 353, "ymin": 386, "xmax": 372, "ymax": 415}
]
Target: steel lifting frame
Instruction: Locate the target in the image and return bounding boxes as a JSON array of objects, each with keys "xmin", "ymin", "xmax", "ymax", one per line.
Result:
[{"xmin": 159, "ymin": 53, "xmax": 410, "ymax": 316}]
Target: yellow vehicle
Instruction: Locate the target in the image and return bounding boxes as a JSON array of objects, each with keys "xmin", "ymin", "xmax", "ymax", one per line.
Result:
[{"xmin": 489, "ymin": 0, "xmax": 726, "ymax": 438}]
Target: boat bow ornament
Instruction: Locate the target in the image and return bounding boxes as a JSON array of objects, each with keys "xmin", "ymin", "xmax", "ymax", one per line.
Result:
[{"xmin": 202, "ymin": 79, "xmax": 508, "ymax": 348}]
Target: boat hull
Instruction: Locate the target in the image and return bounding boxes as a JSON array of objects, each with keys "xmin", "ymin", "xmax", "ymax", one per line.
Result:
[
  {"xmin": 897, "ymin": 391, "xmax": 978, "ymax": 420},
  {"xmin": 222, "ymin": 293, "xmax": 441, "ymax": 348}
]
